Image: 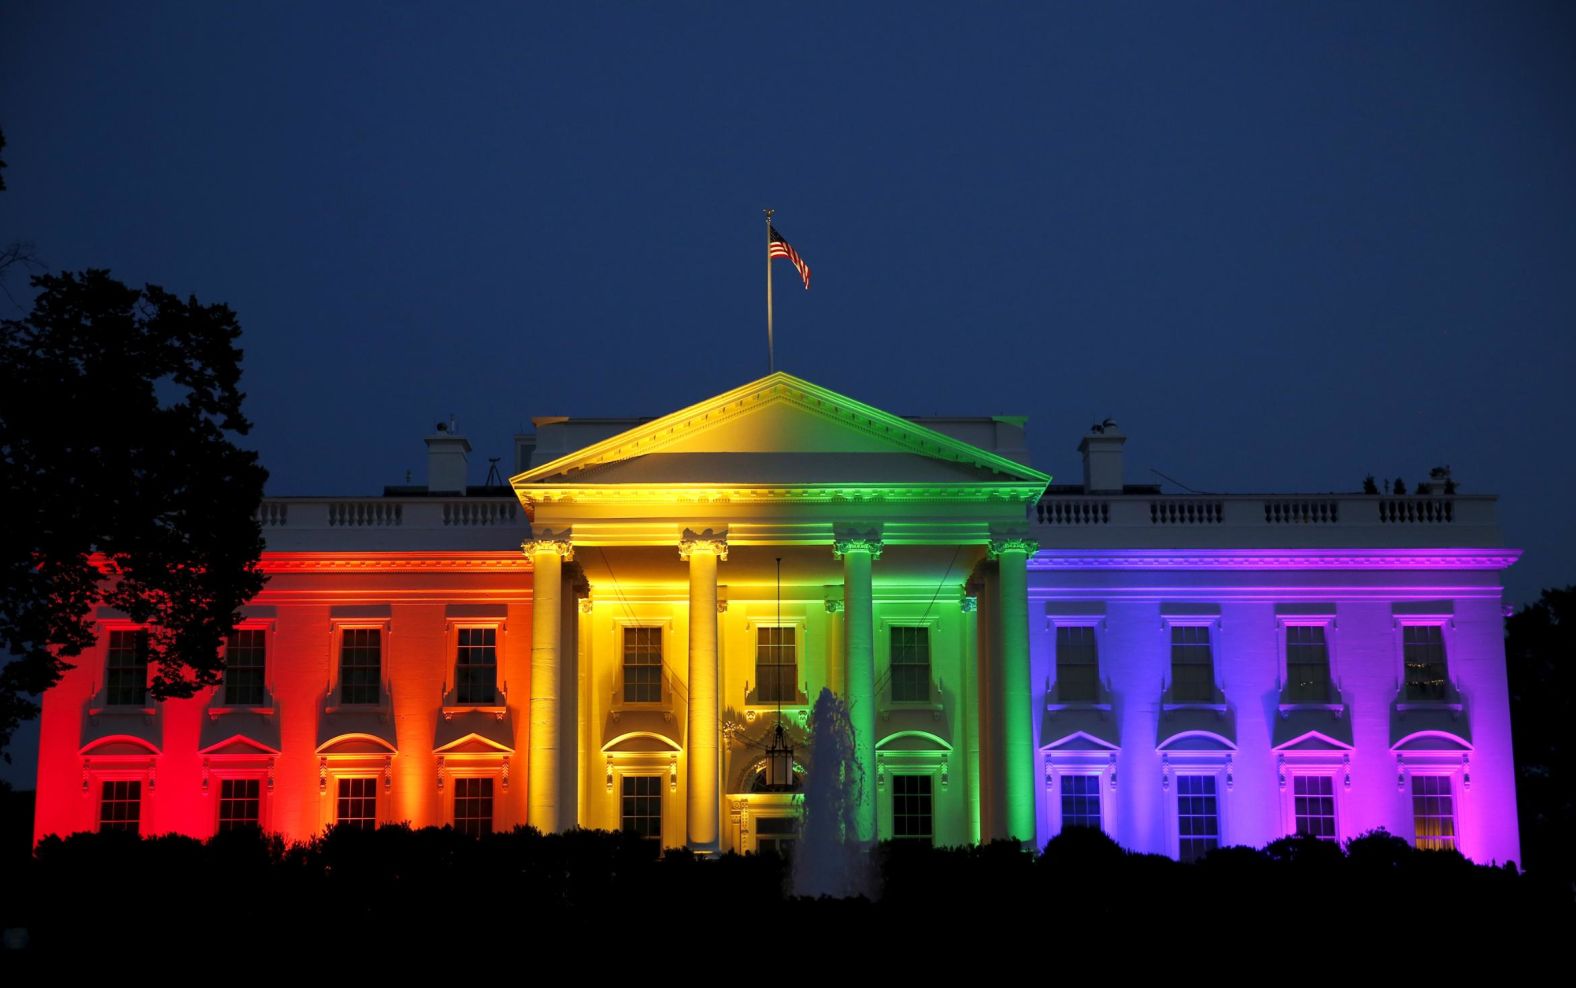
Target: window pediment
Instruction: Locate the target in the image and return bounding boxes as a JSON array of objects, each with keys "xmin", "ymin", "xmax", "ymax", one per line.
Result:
[
  {"xmin": 1041, "ymin": 729, "xmax": 1120, "ymax": 753},
  {"xmin": 198, "ymin": 733, "xmax": 281, "ymax": 757},
  {"xmin": 80, "ymin": 736, "xmax": 160, "ymax": 757},
  {"xmin": 1392, "ymin": 730, "xmax": 1472, "ymax": 753},
  {"xmin": 316, "ymin": 732, "xmax": 398, "ymax": 756},
  {"xmin": 1157, "ymin": 730, "xmax": 1237, "ymax": 753}
]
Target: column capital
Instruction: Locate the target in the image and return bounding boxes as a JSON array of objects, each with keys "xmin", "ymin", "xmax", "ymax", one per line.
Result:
[
  {"xmin": 988, "ymin": 537, "xmax": 1039, "ymax": 560},
  {"xmin": 679, "ymin": 527, "xmax": 729, "ymax": 561},
  {"xmin": 960, "ymin": 595, "xmax": 978, "ymax": 614},
  {"xmin": 824, "ymin": 599, "xmax": 845, "ymax": 615},
  {"xmin": 523, "ymin": 527, "xmax": 574, "ymax": 561},
  {"xmin": 833, "ymin": 525, "xmax": 884, "ymax": 561}
]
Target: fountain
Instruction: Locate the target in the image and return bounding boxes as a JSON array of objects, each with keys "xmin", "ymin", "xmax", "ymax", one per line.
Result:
[{"xmin": 791, "ymin": 686, "xmax": 872, "ymax": 898}]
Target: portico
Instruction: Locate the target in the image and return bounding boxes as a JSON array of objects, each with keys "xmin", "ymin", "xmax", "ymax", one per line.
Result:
[{"xmin": 511, "ymin": 372, "xmax": 1049, "ymax": 851}]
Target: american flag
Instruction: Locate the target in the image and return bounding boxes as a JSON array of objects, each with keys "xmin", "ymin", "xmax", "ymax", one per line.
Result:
[{"xmin": 768, "ymin": 225, "xmax": 811, "ymax": 290}]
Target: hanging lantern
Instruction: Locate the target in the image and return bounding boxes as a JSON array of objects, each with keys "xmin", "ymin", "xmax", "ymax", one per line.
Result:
[{"xmin": 765, "ymin": 722, "xmax": 795, "ymax": 791}]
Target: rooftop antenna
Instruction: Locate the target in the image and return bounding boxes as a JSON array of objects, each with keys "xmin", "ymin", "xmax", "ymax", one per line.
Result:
[{"xmin": 1150, "ymin": 467, "xmax": 1214, "ymax": 495}]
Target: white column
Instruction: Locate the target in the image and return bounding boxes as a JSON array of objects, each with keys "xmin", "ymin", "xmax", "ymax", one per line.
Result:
[
  {"xmin": 836, "ymin": 529, "xmax": 882, "ymax": 844},
  {"xmin": 990, "ymin": 537, "xmax": 1038, "ymax": 844},
  {"xmin": 961, "ymin": 592, "xmax": 982, "ymax": 845},
  {"xmin": 525, "ymin": 530, "xmax": 572, "ymax": 834},
  {"xmin": 681, "ymin": 527, "xmax": 727, "ymax": 853}
]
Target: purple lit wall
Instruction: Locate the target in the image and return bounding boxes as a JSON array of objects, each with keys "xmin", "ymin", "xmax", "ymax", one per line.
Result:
[{"xmin": 1027, "ymin": 548, "xmax": 1521, "ymax": 866}]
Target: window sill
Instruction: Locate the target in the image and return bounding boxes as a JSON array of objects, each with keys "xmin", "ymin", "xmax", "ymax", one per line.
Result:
[
  {"xmin": 1047, "ymin": 701, "xmax": 1114, "ymax": 713},
  {"xmin": 1394, "ymin": 700, "xmax": 1465, "ymax": 714},
  {"xmin": 324, "ymin": 702, "xmax": 390, "ymax": 716},
  {"xmin": 1162, "ymin": 701, "xmax": 1229, "ymax": 714},
  {"xmin": 879, "ymin": 699, "xmax": 945, "ymax": 720},
  {"xmin": 441, "ymin": 704, "xmax": 507, "ymax": 720},
  {"xmin": 88, "ymin": 704, "xmax": 157, "ymax": 717},
  {"xmin": 207, "ymin": 705, "xmax": 276, "ymax": 719},
  {"xmin": 1277, "ymin": 702, "xmax": 1345, "ymax": 718}
]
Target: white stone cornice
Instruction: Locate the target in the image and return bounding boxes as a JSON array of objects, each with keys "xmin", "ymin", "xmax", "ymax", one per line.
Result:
[
  {"xmin": 260, "ymin": 551, "xmax": 533, "ymax": 573},
  {"xmin": 1027, "ymin": 548, "xmax": 1523, "ymax": 571}
]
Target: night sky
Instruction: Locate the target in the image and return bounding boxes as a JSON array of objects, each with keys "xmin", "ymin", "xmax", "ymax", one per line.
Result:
[{"xmin": 3, "ymin": 4, "xmax": 1574, "ymax": 781}]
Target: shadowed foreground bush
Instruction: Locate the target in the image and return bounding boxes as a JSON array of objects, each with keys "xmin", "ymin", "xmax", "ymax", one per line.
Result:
[{"xmin": 5, "ymin": 825, "xmax": 1568, "ymax": 954}]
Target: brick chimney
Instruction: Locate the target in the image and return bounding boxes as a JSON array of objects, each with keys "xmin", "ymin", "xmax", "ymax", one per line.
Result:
[
  {"xmin": 425, "ymin": 418, "xmax": 471, "ymax": 494},
  {"xmin": 1077, "ymin": 420, "xmax": 1125, "ymax": 493}
]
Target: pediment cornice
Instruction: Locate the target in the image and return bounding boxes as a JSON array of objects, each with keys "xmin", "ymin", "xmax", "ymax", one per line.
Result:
[{"xmin": 511, "ymin": 373, "xmax": 1049, "ymax": 499}]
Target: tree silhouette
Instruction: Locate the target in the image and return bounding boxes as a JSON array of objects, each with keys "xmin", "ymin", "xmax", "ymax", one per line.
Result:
[{"xmin": 0, "ymin": 270, "xmax": 268, "ymax": 757}]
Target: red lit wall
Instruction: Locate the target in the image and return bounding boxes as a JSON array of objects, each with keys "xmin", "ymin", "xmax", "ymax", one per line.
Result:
[{"xmin": 34, "ymin": 552, "xmax": 534, "ymax": 844}]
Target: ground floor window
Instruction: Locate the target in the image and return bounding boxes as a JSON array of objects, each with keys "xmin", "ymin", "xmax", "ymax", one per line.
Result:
[
  {"xmin": 99, "ymin": 780, "xmax": 142, "ymax": 833},
  {"xmin": 336, "ymin": 777, "xmax": 378, "ymax": 831},
  {"xmin": 1411, "ymin": 775, "xmax": 1458, "ymax": 851},
  {"xmin": 1060, "ymin": 774, "xmax": 1102, "ymax": 831},
  {"xmin": 892, "ymin": 774, "xmax": 933, "ymax": 842},
  {"xmin": 755, "ymin": 815, "xmax": 797, "ymax": 857},
  {"xmin": 218, "ymin": 778, "xmax": 262, "ymax": 832},
  {"xmin": 1176, "ymin": 775, "xmax": 1219, "ymax": 862},
  {"xmin": 621, "ymin": 775, "xmax": 662, "ymax": 840},
  {"xmin": 1293, "ymin": 775, "xmax": 1337, "ymax": 840},
  {"xmin": 453, "ymin": 777, "xmax": 494, "ymax": 838}
]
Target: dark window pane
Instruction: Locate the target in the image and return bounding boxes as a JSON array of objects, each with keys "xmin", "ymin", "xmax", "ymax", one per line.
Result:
[
  {"xmin": 455, "ymin": 627, "xmax": 498, "ymax": 704},
  {"xmin": 1055, "ymin": 626, "xmax": 1100, "ymax": 702},
  {"xmin": 224, "ymin": 629, "xmax": 267, "ymax": 707},
  {"xmin": 622, "ymin": 627, "xmax": 662, "ymax": 703},
  {"xmin": 106, "ymin": 631, "xmax": 149, "ymax": 707},
  {"xmin": 339, "ymin": 629, "xmax": 382, "ymax": 705},
  {"xmin": 892, "ymin": 775, "xmax": 933, "ymax": 842},
  {"xmin": 1285, "ymin": 625, "xmax": 1332, "ymax": 703},
  {"xmin": 756, "ymin": 626, "xmax": 796, "ymax": 704},
  {"xmin": 890, "ymin": 626, "xmax": 931, "ymax": 703}
]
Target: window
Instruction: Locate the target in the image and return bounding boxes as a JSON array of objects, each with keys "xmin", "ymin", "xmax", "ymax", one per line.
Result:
[
  {"xmin": 99, "ymin": 780, "xmax": 142, "ymax": 833},
  {"xmin": 339, "ymin": 629, "xmax": 382, "ymax": 705},
  {"xmin": 1285, "ymin": 625, "xmax": 1331, "ymax": 703},
  {"xmin": 455, "ymin": 627, "xmax": 498, "ymax": 705},
  {"xmin": 1176, "ymin": 775, "xmax": 1219, "ymax": 862},
  {"xmin": 755, "ymin": 815, "xmax": 797, "ymax": 857},
  {"xmin": 336, "ymin": 777, "xmax": 378, "ymax": 830},
  {"xmin": 756, "ymin": 626, "xmax": 796, "ymax": 704},
  {"xmin": 892, "ymin": 774, "xmax": 933, "ymax": 842},
  {"xmin": 218, "ymin": 778, "xmax": 262, "ymax": 832},
  {"xmin": 1055, "ymin": 626, "xmax": 1099, "ymax": 702},
  {"xmin": 1169, "ymin": 625, "xmax": 1215, "ymax": 703},
  {"xmin": 890, "ymin": 626, "xmax": 931, "ymax": 703},
  {"xmin": 1411, "ymin": 776, "xmax": 1458, "ymax": 851},
  {"xmin": 105, "ymin": 630, "xmax": 149, "ymax": 707},
  {"xmin": 1060, "ymin": 774, "xmax": 1102, "ymax": 830},
  {"xmin": 223, "ymin": 629, "xmax": 267, "ymax": 707},
  {"xmin": 453, "ymin": 777, "xmax": 494, "ymax": 838},
  {"xmin": 621, "ymin": 775, "xmax": 662, "ymax": 840},
  {"xmin": 622, "ymin": 626, "xmax": 662, "ymax": 703},
  {"xmin": 1403, "ymin": 625, "xmax": 1449, "ymax": 701},
  {"xmin": 1293, "ymin": 775, "xmax": 1337, "ymax": 840}
]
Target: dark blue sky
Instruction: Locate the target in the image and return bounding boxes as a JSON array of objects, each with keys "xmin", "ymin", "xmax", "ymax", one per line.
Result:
[{"xmin": 3, "ymin": 1, "xmax": 1573, "ymax": 610}]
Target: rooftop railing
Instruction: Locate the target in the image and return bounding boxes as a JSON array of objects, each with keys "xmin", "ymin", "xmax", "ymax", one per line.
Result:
[{"xmin": 1032, "ymin": 493, "xmax": 1503, "ymax": 549}]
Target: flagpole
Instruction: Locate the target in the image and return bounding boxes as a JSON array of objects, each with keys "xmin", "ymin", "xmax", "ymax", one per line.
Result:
[{"xmin": 765, "ymin": 208, "xmax": 775, "ymax": 374}]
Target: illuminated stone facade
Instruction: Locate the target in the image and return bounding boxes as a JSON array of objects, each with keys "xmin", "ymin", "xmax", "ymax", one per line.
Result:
[{"xmin": 33, "ymin": 373, "xmax": 1522, "ymax": 864}]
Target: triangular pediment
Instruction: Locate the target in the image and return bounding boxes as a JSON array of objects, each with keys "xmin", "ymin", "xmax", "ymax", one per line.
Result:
[
  {"xmin": 199, "ymin": 734, "xmax": 281, "ymax": 757},
  {"xmin": 513, "ymin": 373, "xmax": 1049, "ymax": 495},
  {"xmin": 1272, "ymin": 731, "xmax": 1354, "ymax": 752}
]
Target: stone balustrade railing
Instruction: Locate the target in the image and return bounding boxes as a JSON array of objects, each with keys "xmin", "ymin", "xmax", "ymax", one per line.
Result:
[{"xmin": 1032, "ymin": 494, "xmax": 1503, "ymax": 549}]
